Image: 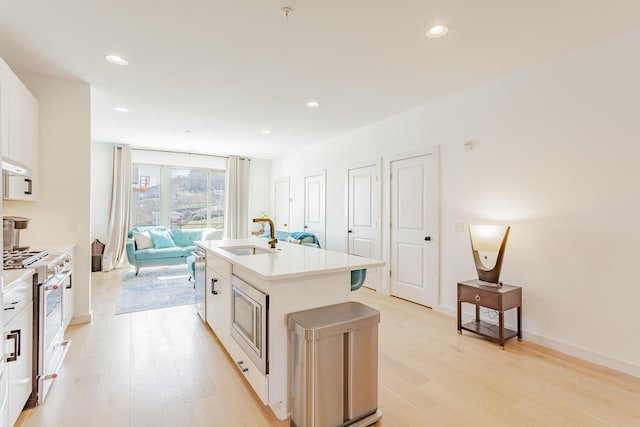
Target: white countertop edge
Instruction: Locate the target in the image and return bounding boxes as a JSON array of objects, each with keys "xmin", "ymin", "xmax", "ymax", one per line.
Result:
[
  {"xmin": 196, "ymin": 238, "xmax": 384, "ymax": 280},
  {"xmin": 2, "ymin": 268, "xmax": 35, "ymax": 293}
]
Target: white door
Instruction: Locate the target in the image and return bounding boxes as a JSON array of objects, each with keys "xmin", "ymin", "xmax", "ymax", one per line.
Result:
[
  {"xmin": 390, "ymin": 150, "xmax": 439, "ymax": 307},
  {"xmin": 348, "ymin": 163, "xmax": 381, "ymax": 290},
  {"xmin": 304, "ymin": 172, "xmax": 326, "ymax": 248},
  {"xmin": 274, "ymin": 179, "xmax": 290, "ymax": 232}
]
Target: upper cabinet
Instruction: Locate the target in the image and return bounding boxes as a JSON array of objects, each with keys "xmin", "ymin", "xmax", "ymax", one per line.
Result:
[
  {"xmin": 0, "ymin": 59, "xmax": 10, "ymax": 159},
  {"xmin": 0, "ymin": 57, "xmax": 39, "ymax": 201}
]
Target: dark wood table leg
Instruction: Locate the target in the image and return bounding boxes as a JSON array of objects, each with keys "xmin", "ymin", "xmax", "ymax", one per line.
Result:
[
  {"xmin": 499, "ymin": 311, "xmax": 505, "ymax": 349},
  {"xmin": 475, "ymin": 304, "xmax": 480, "ymax": 322},
  {"xmin": 517, "ymin": 305, "xmax": 522, "ymax": 340},
  {"xmin": 457, "ymin": 300, "xmax": 462, "ymax": 334}
]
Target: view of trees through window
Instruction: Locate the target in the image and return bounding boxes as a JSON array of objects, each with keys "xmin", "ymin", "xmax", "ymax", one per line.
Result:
[{"xmin": 131, "ymin": 164, "xmax": 225, "ymax": 230}]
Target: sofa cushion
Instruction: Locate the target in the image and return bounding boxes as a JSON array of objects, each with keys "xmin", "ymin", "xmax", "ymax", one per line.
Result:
[
  {"xmin": 202, "ymin": 228, "xmax": 223, "ymax": 240},
  {"xmin": 171, "ymin": 229, "xmax": 203, "ymax": 247},
  {"xmin": 132, "ymin": 231, "xmax": 154, "ymax": 249},
  {"xmin": 135, "ymin": 247, "xmax": 185, "ymax": 260},
  {"xmin": 182, "ymin": 246, "xmax": 197, "ymax": 257},
  {"xmin": 128, "ymin": 225, "xmax": 169, "ymax": 239},
  {"xmin": 150, "ymin": 229, "xmax": 176, "ymax": 249}
]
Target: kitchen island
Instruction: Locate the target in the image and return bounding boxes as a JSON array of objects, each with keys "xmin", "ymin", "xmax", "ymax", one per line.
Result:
[{"xmin": 196, "ymin": 238, "xmax": 384, "ymax": 420}]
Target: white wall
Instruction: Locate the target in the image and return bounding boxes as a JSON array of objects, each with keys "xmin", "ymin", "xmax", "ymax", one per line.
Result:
[
  {"xmin": 90, "ymin": 142, "xmax": 114, "ymax": 243},
  {"xmin": 272, "ymin": 29, "xmax": 640, "ymax": 377},
  {"xmin": 4, "ymin": 72, "xmax": 92, "ymax": 324}
]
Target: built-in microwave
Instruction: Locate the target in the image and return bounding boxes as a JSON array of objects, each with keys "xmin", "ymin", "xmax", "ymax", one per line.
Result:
[
  {"xmin": 2, "ymin": 159, "xmax": 34, "ymax": 201},
  {"xmin": 230, "ymin": 275, "xmax": 268, "ymax": 374}
]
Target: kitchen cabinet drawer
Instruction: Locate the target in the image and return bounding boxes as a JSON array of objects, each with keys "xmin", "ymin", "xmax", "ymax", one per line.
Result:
[
  {"xmin": 227, "ymin": 337, "xmax": 268, "ymax": 404},
  {"xmin": 206, "ymin": 253, "xmax": 231, "ymax": 280},
  {"xmin": 458, "ymin": 284, "xmax": 501, "ymax": 309}
]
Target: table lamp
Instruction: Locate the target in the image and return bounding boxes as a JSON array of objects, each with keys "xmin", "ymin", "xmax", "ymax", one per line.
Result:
[{"xmin": 469, "ymin": 224, "xmax": 510, "ymax": 287}]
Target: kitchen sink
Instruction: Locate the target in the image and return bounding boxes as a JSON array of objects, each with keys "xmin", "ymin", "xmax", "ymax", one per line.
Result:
[{"xmin": 220, "ymin": 245, "xmax": 276, "ymax": 256}]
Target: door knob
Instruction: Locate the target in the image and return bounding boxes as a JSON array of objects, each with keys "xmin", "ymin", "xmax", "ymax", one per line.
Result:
[
  {"xmin": 424, "ymin": 236, "xmax": 431, "ymax": 241},
  {"xmin": 348, "ymin": 230, "xmax": 353, "ymax": 233}
]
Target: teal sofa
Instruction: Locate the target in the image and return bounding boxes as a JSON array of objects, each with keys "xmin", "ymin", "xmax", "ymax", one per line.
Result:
[{"xmin": 126, "ymin": 226, "xmax": 222, "ymax": 275}]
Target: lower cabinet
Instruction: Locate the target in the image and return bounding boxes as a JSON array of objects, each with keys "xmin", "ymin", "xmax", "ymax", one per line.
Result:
[
  {"xmin": 205, "ymin": 265, "xmax": 231, "ymax": 348},
  {"xmin": 4, "ymin": 300, "xmax": 33, "ymax": 427}
]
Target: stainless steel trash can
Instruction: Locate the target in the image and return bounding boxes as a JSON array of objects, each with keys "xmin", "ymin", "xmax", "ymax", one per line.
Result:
[{"xmin": 288, "ymin": 302, "xmax": 382, "ymax": 427}]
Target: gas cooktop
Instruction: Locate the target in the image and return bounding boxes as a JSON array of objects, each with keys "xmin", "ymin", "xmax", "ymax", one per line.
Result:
[{"xmin": 3, "ymin": 249, "xmax": 50, "ymax": 269}]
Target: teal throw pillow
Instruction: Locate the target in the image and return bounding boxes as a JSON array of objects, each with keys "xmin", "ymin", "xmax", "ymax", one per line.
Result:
[{"xmin": 149, "ymin": 229, "xmax": 176, "ymax": 249}]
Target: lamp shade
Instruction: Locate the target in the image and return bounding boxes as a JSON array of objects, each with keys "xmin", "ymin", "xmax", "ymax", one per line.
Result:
[
  {"xmin": 469, "ymin": 224, "xmax": 510, "ymax": 285},
  {"xmin": 469, "ymin": 225, "xmax": 508, "ymax": 252}
]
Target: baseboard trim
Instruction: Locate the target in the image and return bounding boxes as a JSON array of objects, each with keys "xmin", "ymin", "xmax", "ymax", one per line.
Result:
[
  {"xmin": 70, "ymin": 311, "xmax": 93, "ymax": 325},
  {"xmin": 435, "ymin": 304, "xmax": 639, "ymax": 378},
  {"xmin": 523, "ymin": 331, "xmax": 640, "ymax": 378}
]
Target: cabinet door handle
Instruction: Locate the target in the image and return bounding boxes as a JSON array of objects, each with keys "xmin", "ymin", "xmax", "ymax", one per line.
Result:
[
  {"xmin": 237, "ymin": 361, "xmax": 249, "ymax": 373},
  {"xmin": 424, "ymin": 236, "xmax": 431, "ymax": 241},
  {"xmin": 475, "ymin": 294, "xmax": 481, "ymax": 302},
  {"xmin": 6, "ymin": 330, "xmax": 20, "ymax": 362},
  {"xmin": 211, "ymin": 278, "xmax": 218, "ymax": 295},
  {"xmin": 25, "ymin": 178, "xmax": 33, "ymax": 195}
]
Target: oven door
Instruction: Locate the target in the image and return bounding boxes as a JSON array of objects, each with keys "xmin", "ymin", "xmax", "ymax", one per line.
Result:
[
  {"xmin": 230, "ymin": 275, "xmax": 268, "ymax": 374},
  {"xmin": 38, "ymin": 269, "xmax": 72, "ymax": 404}
]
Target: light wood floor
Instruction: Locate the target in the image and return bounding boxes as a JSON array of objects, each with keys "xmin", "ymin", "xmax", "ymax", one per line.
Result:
[{"xmin": 16, "ymin": 269, "xmax": 640, "ymax": 427}]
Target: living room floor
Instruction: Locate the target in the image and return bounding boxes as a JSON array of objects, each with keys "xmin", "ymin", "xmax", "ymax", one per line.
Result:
[{"xmin": 15, "ymin": 269, "xmax": 640, "ymax": 427}]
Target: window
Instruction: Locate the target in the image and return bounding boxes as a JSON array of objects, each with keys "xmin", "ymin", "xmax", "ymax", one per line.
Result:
[
  {"xmin": 131, "ymin": 165, "xmax": 161, "ymax": 226},
  {"xmin": 131, "ymin": 164, "xmax": 225, "ymax": 230}
]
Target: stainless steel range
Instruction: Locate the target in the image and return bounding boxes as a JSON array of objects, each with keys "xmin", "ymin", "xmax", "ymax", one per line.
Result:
[
  {"xmin": 3, "ymin": 249, "xmax": 49, "ymax": 269},
  {"xmin": 2, "ymin": 249, "xmax": 72, "ymax": 407}
]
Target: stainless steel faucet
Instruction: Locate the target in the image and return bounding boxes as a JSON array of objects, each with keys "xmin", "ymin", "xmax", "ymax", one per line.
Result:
[{"xmin": 253, "ymin": 217, "xmax": 277, "ymax": 248}]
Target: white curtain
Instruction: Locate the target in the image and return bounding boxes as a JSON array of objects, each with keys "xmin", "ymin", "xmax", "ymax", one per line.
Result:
[
  {"xmin": 223, "ymin": 155, "xmax": 250, "ymax": 239},
  {"xmin": 103, "ymin": 145, "xmax": 132, "ymax": 271}
]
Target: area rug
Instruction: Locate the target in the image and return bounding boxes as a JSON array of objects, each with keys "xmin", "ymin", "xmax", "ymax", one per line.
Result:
[{"xmin": 115, "ymin": 265, "xmax": 195, "ymax": 314}]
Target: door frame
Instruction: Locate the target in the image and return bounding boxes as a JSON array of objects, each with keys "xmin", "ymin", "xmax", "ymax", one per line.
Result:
[
  {"xmin": 345, "ymin": 158, "xmax": 383, "ymax": 290},
  {"xmin": 303, "ymin": 170, "xmax": 326, "ymax": 248},
  {"xmin": 273, "ymin": 177, "xmax": 290, "ymax": 232},
  {"xmin": 384, "ymin": 146, "xmax": 440, "ymax": 307}
]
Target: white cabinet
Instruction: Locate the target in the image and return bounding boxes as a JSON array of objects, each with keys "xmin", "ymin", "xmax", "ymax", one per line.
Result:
[
  {"xmin": 205, "ymin": 255, "xmax": 231, "ymax": 348},
  {"xmin": 0, "ymin": 59, "xmax": 10, "ymax": 159},
  {"xmin": 3, "ymin": 274, "xmax": 33, "ymax": 427},
  {"xmin": 0, "ymin": 56, "xmax": 38, "ymax": 202}
]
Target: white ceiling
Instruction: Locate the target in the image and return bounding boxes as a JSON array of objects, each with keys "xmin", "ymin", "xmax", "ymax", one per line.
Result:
[{"xmin": 1, "ymin": 0, "xmax": 639, "ymax": 159}]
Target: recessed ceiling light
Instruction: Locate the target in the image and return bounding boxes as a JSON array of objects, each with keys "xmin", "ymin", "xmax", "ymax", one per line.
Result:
[
  {"xmin": 105, "ymin": 54, "xmax": 129, "ymax": 65},
  {"xmin": 261, "ymin": 129, "xmax": 271, "ymax": 134},
  {"xmin": 306, "ymin": 101, "xmax": 320, "ymax": 108},
  {"xmin": 113, "ymin": 106, "xmax": 130, "ymax": 113},
  {"xmin": 426, "ymin": 24, "xmax": 448, "ymax": 38}
]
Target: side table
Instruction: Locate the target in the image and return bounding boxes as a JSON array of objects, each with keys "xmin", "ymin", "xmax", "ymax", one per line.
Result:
[{"xmin": 457, "ymin": 280, "xmax": 522, "ymax": 349}]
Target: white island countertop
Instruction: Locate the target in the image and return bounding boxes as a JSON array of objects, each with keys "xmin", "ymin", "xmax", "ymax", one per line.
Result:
[{"xmin": 196, "ymin": 238, "xmax": 384, "ymax": 280}]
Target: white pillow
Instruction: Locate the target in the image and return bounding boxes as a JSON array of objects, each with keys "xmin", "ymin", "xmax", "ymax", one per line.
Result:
[
  {"xmin": 133, "ymin": 231, "xmax": 154, "ymax": 249},
  {"xmin": 202, "ymin": 228, "xmax": 223, "ymax": 240}
]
